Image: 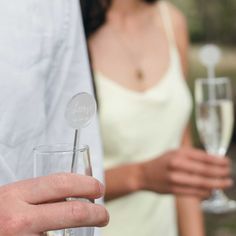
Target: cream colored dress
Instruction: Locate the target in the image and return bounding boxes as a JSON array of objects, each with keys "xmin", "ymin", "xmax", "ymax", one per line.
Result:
[{"xmin": 95, "ymin": 2, "xmax": 192, "ymax": 236}]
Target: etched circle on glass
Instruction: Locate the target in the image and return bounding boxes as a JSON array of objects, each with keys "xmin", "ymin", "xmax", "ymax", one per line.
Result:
[{"xmin": 65, "ymin": 92, "xmax": 97, "ymax": 129}]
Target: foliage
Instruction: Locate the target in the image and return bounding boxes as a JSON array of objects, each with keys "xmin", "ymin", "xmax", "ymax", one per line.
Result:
[{"xmin": 170, "ymin": 0, "xmax": 236, "ymax": 44}]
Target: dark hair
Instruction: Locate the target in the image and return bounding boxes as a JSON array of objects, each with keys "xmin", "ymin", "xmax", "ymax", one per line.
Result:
[{"xmin": 80, "ymin": 0, "xmax": 159, "ymax": 38}]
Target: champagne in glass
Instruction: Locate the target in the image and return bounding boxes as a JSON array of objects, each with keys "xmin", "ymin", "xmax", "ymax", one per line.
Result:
[
  {"xmin": 197, "ymin": 99, "xmax": 234, "ymax": 156},
  {"xmin": 195, "ymin": 77, "xmax": 236, "ymax": 213}
]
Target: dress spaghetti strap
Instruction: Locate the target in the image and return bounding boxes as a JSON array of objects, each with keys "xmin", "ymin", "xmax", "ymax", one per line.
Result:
[{"xmin": 159, "ymin": 1, "xmax": 177, "ymax": 49}]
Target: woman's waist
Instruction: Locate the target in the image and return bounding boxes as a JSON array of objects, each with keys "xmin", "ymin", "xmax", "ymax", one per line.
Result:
[{"xmin": 105, "ymin": 191, "xmax": 176, "ymax": 219}]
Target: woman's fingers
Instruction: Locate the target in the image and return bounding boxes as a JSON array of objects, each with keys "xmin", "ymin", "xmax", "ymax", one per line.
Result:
[
  {"xmin": 169, "ymin": 172, "xmax": 233, "ymax": 190},
  {"xmin": 10, "ymin": 173, "xmax": 104, "ymax": 204},
  {"xmin": 169, "ymin": 157, "xmax": 231, "ymax": 178},
  {"xmin": 32, "ymin": 201, "xmax": 109, "ymax": 233},
  {"xmin": 184, "ymin": 148, "xmax": 230, "ymax": 166}
]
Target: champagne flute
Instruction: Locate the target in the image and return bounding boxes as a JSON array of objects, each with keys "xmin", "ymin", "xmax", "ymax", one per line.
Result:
[
  {"xmin": 34, "ymin": 144, "xmax": 94, "ymax": 236},
  {"xmin": 195, "ymin": 77, "xmax": 236, "ymax": 213}
]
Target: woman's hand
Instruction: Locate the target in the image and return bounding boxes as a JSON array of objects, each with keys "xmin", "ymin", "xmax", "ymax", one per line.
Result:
[{"xmin": 139, "ymin": 148, "xmax": 232, "ymax": 198}]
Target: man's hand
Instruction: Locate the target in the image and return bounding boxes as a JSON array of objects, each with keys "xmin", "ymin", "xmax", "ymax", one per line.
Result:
[
  {"xmin": 140, "ymin": 148, "xmax": 233, "ymax": 198},
  {"xmin": 0, "ymin": 173, "xmax": 109, "ymax": 235}
]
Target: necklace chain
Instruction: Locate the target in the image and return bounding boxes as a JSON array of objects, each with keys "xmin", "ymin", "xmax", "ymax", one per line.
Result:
[{"xmin": 109, "ymin": 25, "xmax": 145, "ymax": 81}]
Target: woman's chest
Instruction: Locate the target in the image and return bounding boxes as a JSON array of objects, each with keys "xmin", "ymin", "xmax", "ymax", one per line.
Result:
[
  {"xmin": 97, "ymin": 73, "xmax": 192, "ymax": 159},
  {"xmin": 90, "ymin": 27, "xmax": 170, "ymax": 92}
]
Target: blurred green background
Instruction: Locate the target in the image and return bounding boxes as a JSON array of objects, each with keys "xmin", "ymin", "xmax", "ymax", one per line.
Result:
[
  {"xmin": 170, "ymin": 0, "xmax": 236, "ymax": 235},
  {"xmin": 172, "ymin": 0, "xmax": 236, "ymax": 44}
]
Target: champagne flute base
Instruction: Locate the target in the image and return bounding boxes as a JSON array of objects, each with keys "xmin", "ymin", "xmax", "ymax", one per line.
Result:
[{"xmin": 202, "ymin": 190, "xmax": 236, "ymax": 214}]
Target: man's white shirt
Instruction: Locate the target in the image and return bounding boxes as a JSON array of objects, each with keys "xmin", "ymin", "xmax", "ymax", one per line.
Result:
[{"xmin": 0, "ymin": 1, "xmax": 103, "ymax": 235}]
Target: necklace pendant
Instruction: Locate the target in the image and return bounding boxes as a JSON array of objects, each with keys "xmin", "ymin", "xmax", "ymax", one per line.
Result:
[{"xmin": 136, "ymin": 69, "xmax": 144, "ymax": 80}]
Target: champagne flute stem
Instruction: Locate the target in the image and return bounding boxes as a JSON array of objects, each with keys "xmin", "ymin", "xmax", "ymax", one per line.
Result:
[{"xmin": 211, "ymin": 189, "xmax": 227, "ymax": 201}]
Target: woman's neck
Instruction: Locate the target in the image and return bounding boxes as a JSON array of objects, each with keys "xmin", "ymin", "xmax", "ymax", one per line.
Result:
[
  {"xmin": 108, "ymin": 0, "xmax": 154, "ymax": 28},
  {"xmin": 109, "ymin": 0, "xmax": 148, "ymax": 18}
]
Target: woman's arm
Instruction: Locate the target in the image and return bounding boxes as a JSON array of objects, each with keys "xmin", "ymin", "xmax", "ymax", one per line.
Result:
[
  {"xmin": 104, "ymin": 145, "xmax": 231, "ymax": 201},
  {"xmin": 177, "ymin": 196, "xmax": 205, "ymax": 236},
  {"xmin": 169, "ymin": 4, "xmax": 205, "ymax": 235},
  {"xmin": 105, "ymin": 162, "xmax": 142, "ymax": 201},
  {"xmin": 176, "ymin": 128, "xmax": 205, "ymax": 236}
]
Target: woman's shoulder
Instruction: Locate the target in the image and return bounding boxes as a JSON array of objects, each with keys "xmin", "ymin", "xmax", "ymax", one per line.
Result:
[
  {"xmin": 163, "ymin": 1, "xmax": 188, "ymax": 37},
  {"xmin": 158, "ymin": 1, "xmax": 189, "ymax": 74},
  {"xmin": 158, "ymin": 1, "xmax": 188, "ymax": 53},
  {"xmin": 160, "ymin": 1, "xmax": 188, "ymax": 33}
]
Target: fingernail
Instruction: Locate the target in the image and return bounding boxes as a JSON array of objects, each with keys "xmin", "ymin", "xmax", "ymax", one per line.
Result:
[
  {"xmin": 105, "ymin": 211, "xmax": 110, "ymax": 225},
  {"xmin": 99, "ymin": 183, "xmax": 105, "ymax": 195}
]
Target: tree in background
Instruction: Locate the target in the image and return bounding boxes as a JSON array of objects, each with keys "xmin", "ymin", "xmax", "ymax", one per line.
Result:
[{"xmin": 171, "ymin": 0, "xmax": 236, "ymax": 44}]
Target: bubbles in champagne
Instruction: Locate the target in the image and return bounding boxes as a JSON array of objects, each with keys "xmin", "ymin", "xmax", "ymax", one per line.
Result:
[{"xmin": 196, "ymin": 100, "xmax": 234, "ymax": 155}]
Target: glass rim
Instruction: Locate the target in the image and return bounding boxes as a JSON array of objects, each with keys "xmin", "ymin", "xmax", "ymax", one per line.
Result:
[
  {"xmin": 195, "ymin": 77, "xmax": 230, "ymax": 85},
  {"xmin": 33, "ymin": 143, "xmax": 89, "ymax": 154}
]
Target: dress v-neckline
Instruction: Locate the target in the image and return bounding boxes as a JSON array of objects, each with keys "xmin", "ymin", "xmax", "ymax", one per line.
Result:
[
  {"xmin": 94, "ymin": 46, "xmax": 179, "ymax": 98},
  {"xmin": 95, "ymin": 62, "xmax": 172, "ymax": 97}
]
